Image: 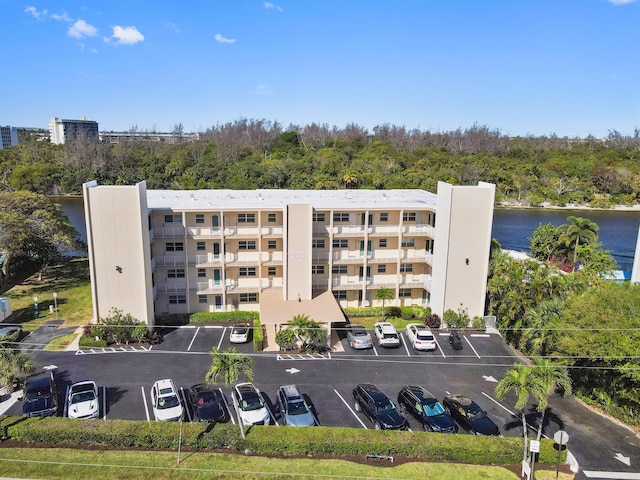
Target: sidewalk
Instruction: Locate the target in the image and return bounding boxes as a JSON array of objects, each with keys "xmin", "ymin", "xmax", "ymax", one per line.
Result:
[{"xmin": 64, "ymin": 326, "xmax": 85, "ymax": 352}]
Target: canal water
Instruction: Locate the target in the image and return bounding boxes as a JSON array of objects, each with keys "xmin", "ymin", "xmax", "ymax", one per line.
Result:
[{"xmin": 57, "ymin": 197, "xmax": 640, "ymax": 271}]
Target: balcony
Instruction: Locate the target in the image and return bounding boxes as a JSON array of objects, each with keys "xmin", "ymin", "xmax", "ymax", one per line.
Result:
[
  {"xmin": 399, "ymin": 274, "xmax": 432, "ymax": 290},
  {"xmin": 191, "ymin": 281, "xmax": 225, "ymax": 294},
  {"xmin": 403, "ymin": 224, "xmax": 435, "ymax": 237},
  {"xmin": 332, "ymin": 276, "xmax": 371, "ymax": 289},
  {"xmin": 150, "ymin": 257, "xmax": 156, "ymax": 271},
  {"xmin": 312, "ymin": 225, "xmax": 330, "ymax": 236},
  {"xmin": 311, "ymin": 252, "xmax": 330, "ymax": 263},
  {"xmin": 155, "ymin": 256, "xmax": 186, "ymax": 267},
  {"xmin": 261, "ymin": 277, "xmax": 283, "ymax": 291},
  {"xmin": 223, "ymin": 225, "xmax": 260, "ymax": 237},
  {"xmin": 188, "ymin": 254, "xmax": 223, "ymax": 266},
  {"xmin": 148, "ymin": 228, "xmax": 155, "ymax": 242},
  {"xmin": 225, "ymin": 252, "xmax": 260, "ymax": 265},
  {"xmin": 261, "ymin": 252, "xmax": 283, "ymax": 264},
  {"xmin": 260, "ymin": 226, "xmax": 283, "ymax": 237},
  {"xmin": 402, "ymin": 249, "xmax": 433, "ymax": 264},
  {"xmin": 332, "ymin": 251, "xmax": 369, "ymax": 263},
  {"xmin": 331, "ymin": 224, "xmax": 369, "ymax": 236},
  {"xmin": 155, "ymin": 283, "xmax": 187, "ymax": 294},
  {"xmin": 225, "ymin": 278, "xmax": 261, "ymax": 293},
  {"xmin": 368, "ymin": 225, "xmax": 401, "ymax": 237},
  {"xmin": 152, "ymin": 226, "xmax": 185, "ymax": 238},
  {"xmin": 186, "ymin": 226, "xmax": 222, "ymax": 238}
]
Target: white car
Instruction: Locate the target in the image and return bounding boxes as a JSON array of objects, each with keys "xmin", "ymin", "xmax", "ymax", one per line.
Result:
[
  {"xmin": 151, "ymin": 379, "xmax": 183, "ymax": 421},
  {"xmin": 373, "ymin": 322, "xmax": 400, "ymax": 348},
  {"xmin": 233, "ymin": 383, "xmax": 270, "ymax": 426},
  {"xmin": 229, "ymin": 324, "xmax": 250, "ymax": 344},
  {"xmin": 405, "ymin": 323, "xmax": 437, "ymax": 351},
  {"xmin": 67, "ymin": 381, "xmax": 99, "ymax": 419}
]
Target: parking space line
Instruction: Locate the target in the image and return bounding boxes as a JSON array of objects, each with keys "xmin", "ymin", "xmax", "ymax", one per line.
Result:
[
  {"xmin": 102, "ymin": 386, "xmax": 107, "ymax": 421},
  {"xmin": 63, "ymin": 385, "xmax": 70, "ymax": 417},
  {"xmin": 219, "ymin": 388, "xmax": 235, "ymax": 425},
  {"xmin": 141, "ymin": 386, "xmax": 150, "ymax": 422},
  {"xmin": 372, "ymin": 345, "xmax": 379, "ymax": 356},
  {"xmin": 179, "ymin": 387, "xmax": 192, "ymax": 422},
  {"xmin": 470, "ymin": 334, "xmax": 490, "ymax": 337},
  {"xmin": 481, "ymin": 391, "xmax": 547, "ymax": 437},
  {"xmin": 178, "ymin": 325, "xmax": 197, "ymax": 329},
  {"xmin": 217, "ymin": 327, "xmax": 226, "ymax": 350},
  {"xmin": 187, "ymin": 327, "xmax": 200, "ymax": 351},
  {"xmin": 400, "ymin": 333, "xmax": 411, "ymax": 357},
  {"xmin": 204, "ymin": 325, "xmax": 224, "ymax": 329},
  {"xmin": 464, "ymin": 335, "xmax": 481, "ymax": 358},
  {"xmin": 333, "ymin": 389, "xmax": 368, "ymax": 429},
  {"xmin": 433, "ymin": 337, "xmax": 446, "ymax": 358}
]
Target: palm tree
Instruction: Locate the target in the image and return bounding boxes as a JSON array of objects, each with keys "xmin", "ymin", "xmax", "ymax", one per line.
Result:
[
  {"xmin": 375, "ymin": 288, "xmax": 393, "ymax": 320},
  {"xmin": 530, "ymin": 358, "xmax": 572, "ymax": 442},
  {"xmin": 287, "ymin": 314, "xmax": 328, "ymax": 350},
  {"xmin": 0, "ymin": 348, "xmax": 35, "ymax": 393},
  {"xmin": 205, "ymin": 347, "xmax": 254, "ymax": 386},
  {"xmin": 521, "ymin": 298, "xmax": 564, "ymax": 356},
  {"xmin": 558, "ymin": 216, "xmax": 599, "ymax": 269},
  {"xmin": 341, "ymin": 169, "xmax": 358, "ymax": 189},
  {"xmin": 495, "ymin": 364, "xmax": 547, "ymax": 465}
]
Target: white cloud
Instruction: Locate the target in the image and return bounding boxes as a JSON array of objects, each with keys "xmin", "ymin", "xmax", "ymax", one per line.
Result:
[
  {"xmin": 215, "ymin": 33, "xmax": 236, "ymax": 44},
  {"xmin": 608, "ymin": 0, "xmax": 636, "ymax": 4},
  {"xmin": 254, "ymin": 84, "xmax": 274, "ymax": 96},
  {"xmin": 111, "ymin": 26, "xmax": 145, "ymax": 45},
  {"xmin": 51, "ymin": 11, "xmax": 72, "ymax": 22},
  {"xmin": 166, "ymin": 22, "xmax": 181, "ymax": 33},
  {"xmin": 264, "ymin": 2, "xmax": 283, "ymax": 12},
  {"xmin": 25, "ymin": 6, "xmax": 48, "ymax": 20},
  {"xmin": 68, "ymin": 19, "xmax": 98, "ymax": 38}
]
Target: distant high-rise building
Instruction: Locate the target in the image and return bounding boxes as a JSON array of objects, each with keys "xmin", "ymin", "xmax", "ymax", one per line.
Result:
[
  {"xmin": 0, "ymin": 126, "xmax": 18, "ymax": 149},
  {"xmin": 49, "ymin": 117, "xmax": 99, "ymax": 145}
]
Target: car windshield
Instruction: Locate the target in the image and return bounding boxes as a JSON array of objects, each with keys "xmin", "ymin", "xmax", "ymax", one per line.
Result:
[
  {"xmin": 26, "ymin": 380, "xmax": 50, "ymax": 399},
  {"xmin": 196, "ymin": 391, "xmax": 218, "ymax": 405},
  {"xmin": 423, "ymin": 401, "xmax": 445, "ymax": 416},
  {"xmin": 352, "ymin": 330, "xmax": 367, "ymax": 337},
  {"xmin": 466, "ymin": 403, "xmax": 486, "ymax": 418},
  {"xmin": 232, "ymin": 327, "xmax": 247, "ymax": 335},
  {"xmin": 417, "ymin": 333, "xmax": 434, "ymax": 341},
  {"xmin": 71, "ymin": 391, "xmax": 95, "ymax": 404},
  {"xmin": 287, "ymin": 399, "xmax": 309, "ymax": 415},
  {"xmin": 383, "ymin": 333, "xmax": 398, "ymax": 339},
  {"xmin": 241, "ymin": 393, "xmax": 264, "ymax": 411},
  {"xmin": 375, "ymin": 399, "xmax": 395, "ymax": 413},
  {"xmin": 156, "ymin": 395, "xmax": 180, "ymax": 409}
]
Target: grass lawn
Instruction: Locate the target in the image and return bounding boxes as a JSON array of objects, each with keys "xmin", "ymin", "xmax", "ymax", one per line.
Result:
[
  {"xmin": 0, "ymin": 448, "xmax": 575, "ymax": 480},
  {"xmin": 43, "ymin": 333, "xmax": 78, "ymax": 351},
  {"xmin": 347, "ymin": 316, "xmax": 420, "ymax": 330},
  {"xmin": 4, "ymin": 258, "xmax": 92, "ymax": 329}
]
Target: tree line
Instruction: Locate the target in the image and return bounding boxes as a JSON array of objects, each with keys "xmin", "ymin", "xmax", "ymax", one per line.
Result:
[{"xmin": 2, "ymin": 120, "xmax": 640, "ymax": 207}]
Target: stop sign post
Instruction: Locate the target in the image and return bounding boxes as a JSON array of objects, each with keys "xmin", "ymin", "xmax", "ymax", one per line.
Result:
[{"xmin": 553, "ymin": 430, "xmax": 569, "ymax": 480}]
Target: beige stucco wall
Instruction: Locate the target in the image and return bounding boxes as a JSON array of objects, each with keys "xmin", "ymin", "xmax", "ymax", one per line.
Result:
[
  {"xmin": 431, "ymin": 181, "xmax": 495, "ymax": 319},
  {"xmin": 284, "ymin": 204, "xmax": 313, "ymax": 301},
  {"xmin": 83, "ymin": 181, "xmax": 154, "ymax": 326}
]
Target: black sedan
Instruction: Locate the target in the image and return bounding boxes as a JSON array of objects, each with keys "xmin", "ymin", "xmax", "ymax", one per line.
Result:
[
  {"xmin": 188, "ymin": 384, "xmax": 229, "ymax": 423},
  {"xmin": 397, "ymin": 385, "xmax": 457, "ymax": 433},
  {"xmin": 442, "ymin": 394, "xmax": 500, "ymax": 436}
]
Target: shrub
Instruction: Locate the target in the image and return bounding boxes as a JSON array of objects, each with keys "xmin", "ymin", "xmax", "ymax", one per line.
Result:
[
  {"xmin": 471, "ymin": 316, "xmax": 486, "ymax": 330},
  {"xmin": 400, "ymin": 306, "xmax": 415, "ymax": 320},
  {"xmin": 275, "ymin": 328, "xmax": 297, "ymax": 351},
  {"xmin": 78, "ymin": 335, "xmax": 107, "ymax": 348},
  {"xmin": 154, "ymin": 314, "xmax": 189, "ymax": 327},
  {"xmin": 189, "ymin": 311, "xmax": 259, "ymax": 324},
  {"xmin": 342, "ymin": 307, "xmax": 382, "ymax": 318},
  {"xmin": 253, "ymin": 320, "xmax": 264, "ymax": 351},
  {"xmin": 424, "ymin": 313, "xmax": 441, "ymax": 329},
  {"xmin": 443, "ymin": 309, "xmax": 459, "ymax": 328},
  {"xmin": 131, "ymin": 323, "xmax": 149, "ymax": 343}
]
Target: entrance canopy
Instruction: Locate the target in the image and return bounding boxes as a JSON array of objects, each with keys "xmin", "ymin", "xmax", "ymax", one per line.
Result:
[{"xmin": 259, "ymin": 290, "xmax": 344, "ymax": 326}]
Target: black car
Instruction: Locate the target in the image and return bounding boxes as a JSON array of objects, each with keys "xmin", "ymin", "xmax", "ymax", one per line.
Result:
[
  {"xmin": 22, "ymin": 371, "xmax": 58, "ymax": 418},
  {"xmin": 188, "ymin": 384, "xmax": 228, "ymax": 423},
  {"xmin": 353, "ymin": 383, "xmax": 408, "ymax": 430},
  {"xmin": 442, "ymin": 394, "xmax": 500, "ymax": 436},
  {"xmin": 397, "ymin": 385, "xmax": 457, "ymax": 433}
]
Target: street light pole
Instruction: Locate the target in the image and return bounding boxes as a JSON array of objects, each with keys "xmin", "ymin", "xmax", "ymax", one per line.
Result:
[
  {"xmin": 33, "ymin": 297, "xmax": 39, "ymax": 319},
  {"xmin": 52, "ymin": 292, "xmax": 58, "ymax": 320}
]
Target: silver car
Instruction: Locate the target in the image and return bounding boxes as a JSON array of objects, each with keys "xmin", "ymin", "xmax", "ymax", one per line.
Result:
[
  {"xmin": 346, "ymin": 324, "xmax": 373, "ymax": 350},
  {"xmin": 277, "ymin": 384, "xmax": 316, "ymax": 427}
]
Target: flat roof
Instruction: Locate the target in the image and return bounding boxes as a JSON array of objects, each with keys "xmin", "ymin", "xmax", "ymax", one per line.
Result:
[{"xmin": 146, "ymin": 189, "xmax": 437, "ymax": 211}]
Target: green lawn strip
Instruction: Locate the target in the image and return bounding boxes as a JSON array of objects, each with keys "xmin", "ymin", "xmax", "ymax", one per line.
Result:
[
  {"xmin": 346, "ymin": 316, "xmax": 420, "ymax": 330},
  {"xmin": 43, "ymin": 333, "xmax": 77, "ymax": 351},
  {"xmin": 0, "ymin": 447, "xmax": 533, "ymax": 480}
]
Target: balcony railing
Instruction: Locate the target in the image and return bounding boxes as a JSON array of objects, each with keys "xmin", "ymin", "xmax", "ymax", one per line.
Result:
[
  {"xmin": 403, "ymin": 224, "xmax": 435, "ymax": 237},
  {"xmin": 223, "ymin": 226, "xmax": 260, "ymax": 237},
  {"xmin": 155, "ymin": 283, "xmax": 187, "ymax": 294},
  {"xmin": 260, "ymin": 226, "xmax": 284, "ymax": 236},
  {"xmin": 261, "ymin": 252, "xmax": 283, "ymax": 264},
  {"xmin": 188, "ymin": 254, "xmax": 223, "ymax": 266},
  {"xmin": 152, "ymin": 226, "xmax": 185, "ymax": 238},
  {"xmin": 186, "ymin": 226, "xmax": 222, "ymax": 238},
  {"xmin": 399, "ymin": 274, "xmax": 432, "ymax": 289},
  {"xmin": 155, "ymin": 256, "xmax": 186, "ymax": 267}
]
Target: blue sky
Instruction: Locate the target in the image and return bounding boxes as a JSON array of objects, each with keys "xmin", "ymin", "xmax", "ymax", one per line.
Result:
[{"xmin": 2, "ymin": 0, "xmax": 639, "ymax": 137}]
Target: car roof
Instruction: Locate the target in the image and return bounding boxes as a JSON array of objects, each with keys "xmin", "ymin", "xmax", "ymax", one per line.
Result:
[
  {"xmin": 447, "ymin": 394, "xmax": 475, "ymax": 406},
  {"xmin": 235, "ymin": 383, "xmax": 258, "ymax": 395},
  {"xmin": 279, "ymin": 384, "xmax": 302, "ymax": 399},
  {"xmin": 153, "ymin": 379, "xmax": 175, "ymax": 391},
  {"xmin": 357, "ymin": 383, "xmax": 387, "ymax": 400},
  {"xmin": 404, "ymin": 385, "xmax": 434, "ymax": 401},
  {"xmin": 375, "ymin": 322, "xmax": 396, "ymax": 332},
  {"xmin": 25, "ymin": 372, "xmax": 54, "ymax": 390},
  {"xmin": 70, "ymin": 381, "xmax": 97, "ymax": 392}
]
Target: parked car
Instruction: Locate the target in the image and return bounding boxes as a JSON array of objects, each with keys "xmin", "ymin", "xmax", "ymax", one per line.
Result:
[
  {"xmin": 188, "ymin": 384, "xmax": 228, "ymax": 423},
  {"xmin": 233, "ymin": 382, "xmax": 270, "ymax": 426},
  {"xmin": 404, "ymin": 323, "xmax": 437, "ymax": 351},
  {"xmin": 346, "ymin": 324, "xmax": 373, "ymax": 350},
  {"xmin": 22, "ymin": 371, "xmax": 57, "ymax": 418},
  {"xmin": 276, "ymin": 384, "xmax": 316, "ymax": 427},
  {"xmin": 67, "ymin": 381, "xmax": 99, "ymax": 419},
  {"xmin": 0, "ymin": 325, "xmax": 21, "ymax": 342},
  {"xmin": 373, "ymin": 322, "xmax": 400, "ymax": 348},
  {"xmin": 151, "ymin": 379, "xmax": 183, "ymax": 421},
  {"xmin": 229, "ymin": 324, "xmax": 250, "ymax": 344},
  {"xmin": 442, "ymin": 394, "xmax": 500, "ymax": 436},
  {"xmin": 353, "ymin": 383, "xmax": 408, "ymax": 430},
  {"xmin": 397, "ymin": 385, "xmax": 457, "ymax": 433}
]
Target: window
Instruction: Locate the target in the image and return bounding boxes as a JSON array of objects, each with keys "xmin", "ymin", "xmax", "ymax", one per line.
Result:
[
  {"xmin": 267, "ymin": 267, "xmax": 277, "ymax": 276},
  {"xmin": 378, "ymin": 238, "xmax": 387, "ymax": 248},
  {"xmin": 333, "ymin": 212, "xmax": 349, "ymax": 222},
  {"xmin": 237, "ymin": 213, "xmax": 255, "ymax": 223},
  {"xmin": 195, "ymin": 214, "xmax": 205, "ymax": 224},
  {"xmin": 238, "ymin": 241, "xmax": 256, "ymax": 250},
  {"xmin": 267, "ymin": 240, "xmax": 277, "ymax": 250},
  {"xmin": 332, "ymin": 265, "xmax": 347, "ymax": 274},
  {"xmin": 403, "ymin": 212, "xmax": 416, "ymax": 222},
  {"xmin": 400, "ymin": 264, "xmax": 413, "ymax": 273},
  {"xmin": 380, "ymin": 212, "xmax": 388, "ymax": 222},
  {"xmin": 164, "ymin": 214, "xmax": 181, "ymax": 223},
  {"xmin": 165, "ymin": 242, "xmax": 184, "ymax": 252},
  {"xmin": 168, "ymin": 268, "xmax": 185, "ymax": 278},
  {"xmin": 399, "ymin": 289, "xmax": 411, "ymax": 298},
  {"xmin": 198, "ymin": 295, "xmax": 207, "ymax": 304},
  {"xmin": 169, "ymin": 295, "xmax": 186, "ymax": 304},
  {"xmin": 332, "ymin": 239, "xmax": 348, "ymax": 248},
  {"xmin": 313, "ymin": 212, "xmax": 325, "ymax": 222},
  {"xmin": 197, "ymin": 268, "xmax": 206, "ymax": 278},
  {"xmin": 333, "ymin": 290, "xmax": 347, "ymax": 300},
  {"xmin": 267, "ymin": 213, "xmax": 277, "ymax": 223},
  {"xmin": 239, "ymin": 267, "xmax": 257, "ymax": 277},
  {"xmin": 240, "ymin": 293, "xmax": 257, "ymax": 303},
  {"xmin": 196, "ymin": 241, "xmax": 206, "ymax": 251},
  {"xmin": 312, "ymin": 265, "xmax": 325, "ymax": 274},
  {"xmin": 377, "ymin": 264, "xmax": 386, "ymax": 273},
  {"xmin": 312, "ymin": 239, "xmax": 325, "ymax": 249},
  {"xmin": 401, "ymin": 238, "xmax": 415, "ymax": 247}
]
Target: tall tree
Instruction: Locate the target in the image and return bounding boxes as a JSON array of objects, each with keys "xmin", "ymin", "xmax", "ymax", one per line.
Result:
[
  {"xmin": 558, "ymin": 216, "xmax": 599, "ymax": 269},
  {"xmin": 205, "ymin": 347, "xmax": 254, "ymax": 386},
  {"xmin": 375, "ymin": 288, "xmax": 394, "ymax": 320},
  {"xmin": 530, "ymin": 358, "xmax": 572, "ymax": 441},
  {"xmin": 0, "ymin": 347, "xmax": 35, "ymax": 393},
  {"xmin": 287, "ymin": 314, "xmax": 328, "ymax": 348}
]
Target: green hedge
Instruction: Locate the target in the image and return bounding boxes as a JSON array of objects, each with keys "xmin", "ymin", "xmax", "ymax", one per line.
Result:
[
  {"xmin": 0, "ymin": 416, "xmax": 564, "ymax": 466},
  {"xmin": 78, "ymin": 335, "xmax": 107, "ymax": 348},
  {"xmin": 189, "ymin": 311, "xmax": 259, "ymax": 324},
  {"xmin": 253, "ymin": 319, "xmax": 264, "ymax": 351}
]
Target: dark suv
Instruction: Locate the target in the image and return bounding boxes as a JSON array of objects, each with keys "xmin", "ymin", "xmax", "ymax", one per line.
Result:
[
  {"xmin": 353, "ymin": 383, "xmax": 408, "ymax": 430},
  {"xmin": 397, "ymin": 385, "xmax": 457, "ymax": 433},
  {"xmin": 22, "ymin": 371, "xmax": 58, "ymax": 417}
]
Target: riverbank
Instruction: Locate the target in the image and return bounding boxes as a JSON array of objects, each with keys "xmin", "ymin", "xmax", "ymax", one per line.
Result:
[{"xmin": 497, "ymin": 200, "xmax": 640, "ymax": 212}]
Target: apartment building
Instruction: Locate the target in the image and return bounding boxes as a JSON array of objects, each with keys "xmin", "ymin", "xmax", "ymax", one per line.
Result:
[
  {"xmin": 0, "ymin": 126, "xmax": 18, "ymax": 149},
  {"xmin": 49, "ymin": 117, "xmax": 99, "ymax": 144},
  {"xmin": 83, "ymin": 181, "xmax": 495, "ymax": 328}
]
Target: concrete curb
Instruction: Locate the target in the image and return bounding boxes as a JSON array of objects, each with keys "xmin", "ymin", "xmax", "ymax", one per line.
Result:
[{"xmin": 64, "ymin": 326, "xmax": 85, "ymax": 352}]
